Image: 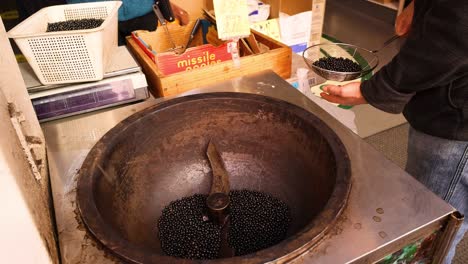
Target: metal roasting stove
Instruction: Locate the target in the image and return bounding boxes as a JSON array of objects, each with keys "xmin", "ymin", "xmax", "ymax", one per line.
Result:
[{"xmin": 42, "ymin": 71, "xmax": 461, "ymax": 264}]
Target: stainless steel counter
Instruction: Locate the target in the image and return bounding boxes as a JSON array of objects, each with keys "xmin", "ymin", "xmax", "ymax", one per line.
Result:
[{"xmin": 42, "ymin": 71, "xmax": 454, "ymax": 263}]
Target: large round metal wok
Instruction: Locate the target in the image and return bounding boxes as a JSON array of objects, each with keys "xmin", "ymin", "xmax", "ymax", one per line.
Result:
[{"xmin": 77, "ymin": 92, "xmax": 352, "ymax": 263}]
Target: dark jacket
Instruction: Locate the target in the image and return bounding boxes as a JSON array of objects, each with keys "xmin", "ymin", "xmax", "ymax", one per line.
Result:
[{"xmin": 361, "ymin": 0, "xmax": 468, "ymax": 141}]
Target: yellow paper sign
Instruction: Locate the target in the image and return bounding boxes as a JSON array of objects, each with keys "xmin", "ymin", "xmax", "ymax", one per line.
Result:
[
  {"xmin": 213, "ymin": 0, "xmax": 251, "ymax": 40},
  {"xmin": 251, "ymin": 19, "xmax": 281, "ymax": 42}
]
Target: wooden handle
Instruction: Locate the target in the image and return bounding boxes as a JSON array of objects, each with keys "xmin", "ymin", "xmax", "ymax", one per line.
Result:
[{"xmin": 206, "ymin": 140, "xmax": 230, "ymax": 195}]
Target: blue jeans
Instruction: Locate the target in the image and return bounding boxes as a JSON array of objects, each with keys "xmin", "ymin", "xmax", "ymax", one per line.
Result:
[{"xmin": 406, "ymin": 126, "xmax": 467, "ymax": 264}]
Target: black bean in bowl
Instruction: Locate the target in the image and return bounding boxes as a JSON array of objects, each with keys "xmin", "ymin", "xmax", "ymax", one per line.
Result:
[
  {"xmin": 313, "ymin": 57, "xmax": 362, "ymax": 73},
  {"xmin": 46, "ymin": 18, "xmax": 104, "ymax": 32}
]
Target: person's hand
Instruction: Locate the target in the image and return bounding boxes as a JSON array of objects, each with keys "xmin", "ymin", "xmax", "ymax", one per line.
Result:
[
  {"xmin": 171, "ymin": 2, "xmax": 190, "ymax": 26},
  {"xmin": 320, "ymin": 82, "xmax": 367, "ymax": 105},
  {"xmin": 395, "ymin": 0, "xmax": 414, "ymax": 36}
]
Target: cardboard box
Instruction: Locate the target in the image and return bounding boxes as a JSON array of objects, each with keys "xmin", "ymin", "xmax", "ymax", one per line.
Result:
[
  {"xmin": 263, "ymin": 0, "xmax": 313, "ymax": 18},
  {"xmin": 270, "ymin": 0, "xmax": 327, "ymax": 52},
  {"xmin": 309, "ymin": 0, "xmax": 326, "ymax": 47},
  {"xmin": 205, "ymin": 0, "xmax": 313, "ymax": 18},
  {"xmin": 126, "ymin": 21, "xmax": 291, "ymax": 98},
  {"xmin": 206, "ymin": 0, "xmax": 326, "ymax": 54}
]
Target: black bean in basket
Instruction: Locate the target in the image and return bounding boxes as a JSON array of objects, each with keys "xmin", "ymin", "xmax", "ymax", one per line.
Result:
[
  {"xmin": 313, "ymin": 57, "xmax": 362, "ymax": 72},
  {"xmin": 46, "ymin": 18, "xmax": 104, "ymax": 32}
]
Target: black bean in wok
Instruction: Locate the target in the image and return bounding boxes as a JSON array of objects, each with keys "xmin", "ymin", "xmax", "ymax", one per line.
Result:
[
  {"xmin": 157, "ymin": 190, "xmax": 291, "ymax": 259},
  {"xmin": 228, "ymin": 189, "xmax": 291, "ymax": 256},
  {"xmin": 157, "ymin": 194, "xmax": 221, "ymax": 260}
]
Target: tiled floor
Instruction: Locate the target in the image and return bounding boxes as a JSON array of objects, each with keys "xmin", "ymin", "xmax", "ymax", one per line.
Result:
[{"xmin": 454, "ymin": 236, "xmax": 468, "ymax": 264}]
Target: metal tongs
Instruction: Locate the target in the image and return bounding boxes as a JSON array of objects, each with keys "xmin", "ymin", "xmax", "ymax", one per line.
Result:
[
  {"xmin": 153, "ymin": 0, "xmax": 183, "ymax": 54},
  {"xmin": 180, "ymin": 18, "xmax": 202, "ymax": 54},
  {"xmin": 370, "ymin": 34, "xmax": 400, "ymax": 53}
]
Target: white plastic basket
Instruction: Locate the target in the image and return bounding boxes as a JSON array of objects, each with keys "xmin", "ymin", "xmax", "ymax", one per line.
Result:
[{"xmin": 8, "ymin": 1, "xmax": 122, "ymax": 85}]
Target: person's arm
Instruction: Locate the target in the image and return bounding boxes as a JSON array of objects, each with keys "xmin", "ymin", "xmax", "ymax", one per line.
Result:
[
  {"xmin": 361, "ymin": 0, "xmax": 468, "ymax": 113},
  {"xmin": 322, "ymin": 1, "xmax": 468, "ymax": 113},
  {"xmin": 321, "ymin": 0, "xmax": 416, "ymax": 107}
]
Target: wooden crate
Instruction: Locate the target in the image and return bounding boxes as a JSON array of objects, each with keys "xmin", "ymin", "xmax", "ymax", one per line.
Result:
[{"xmin": 126, "ymin": 23, "xmax": 291, "ymax": 98}]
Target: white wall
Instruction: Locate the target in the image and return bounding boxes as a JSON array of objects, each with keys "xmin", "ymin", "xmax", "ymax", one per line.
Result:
[
  {"xmin": 0, "ymin": 18, "xmax": 56, "ymax": 263},
  {"xmin": 0, "ymin": 131, "xmax": 53, "ymax": 263}
]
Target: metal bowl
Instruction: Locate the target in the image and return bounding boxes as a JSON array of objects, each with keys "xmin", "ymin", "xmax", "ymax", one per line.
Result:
[
  {"xmin": 76, "ymin": 92, "xmax": 352, "ymax": 263},
  {"xmin": 302, "ymin": 43, "xmax": 379, "ymax": 82}
]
